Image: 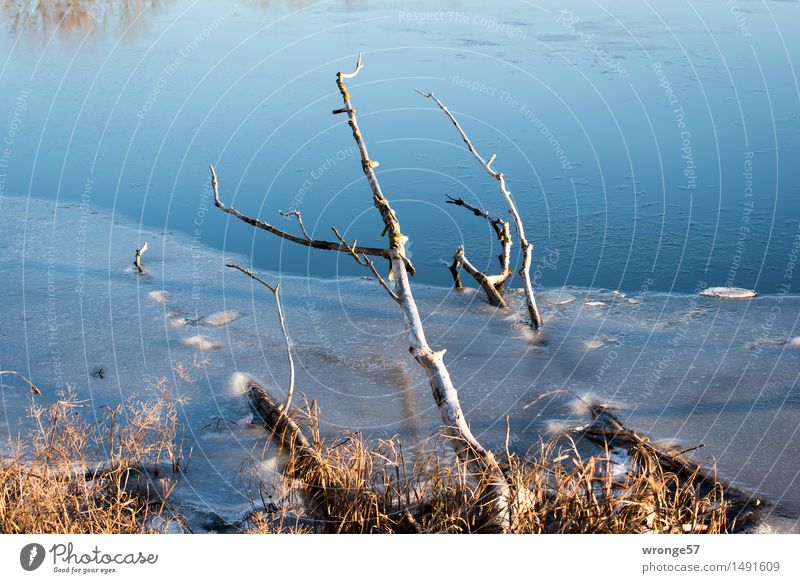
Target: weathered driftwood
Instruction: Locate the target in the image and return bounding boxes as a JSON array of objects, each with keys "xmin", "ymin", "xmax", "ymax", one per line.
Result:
[
  {"xmin": 419, "ymin": 91, "xmax": 543, "ymax": 329},
  {"xmin": 242, "ymin": 376, "xmax": 309, "ymax": 452},
  {"xmin": 133, "ymin": 242, "xmax": 148, "ymax": 273},
  {"xmin": 446, "ymin": 194, "xmax": 513, "ymax": 307},
  {"xmin": 582, "ymin": 403, "xmax": 767, "ymax": 530},
  {"xmin": 239, "ymin": 375, "xmax": 423, "ymax": 533},
  {"xmin": 211, "ymin": 55, "xmax": 512, "ymax": 531},
  {"xmin": 331, "ymin": 56, "xmax": 512, "ymax": 531}
]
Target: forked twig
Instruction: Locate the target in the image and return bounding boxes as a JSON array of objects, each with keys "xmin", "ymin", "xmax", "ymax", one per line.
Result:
[
  {"xmin": 331, "ymin": 227, "xmax": 400, "ymax": 303},
  {"xmin": 445, "ymin": 193, "xmax": 513, "ymax": 301},
  {"xmin": 278, "ymin": 209, "xmax": 311, "ymax": 241},
  {"xmin": 210, "ymin": 164, "xmax": 388, "ymax": 260}
]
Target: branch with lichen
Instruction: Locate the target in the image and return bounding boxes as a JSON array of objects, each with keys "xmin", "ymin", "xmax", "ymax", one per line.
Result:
[{"xmin": 332, "ymin": 55, "xmax": 512, "ymax": 530}]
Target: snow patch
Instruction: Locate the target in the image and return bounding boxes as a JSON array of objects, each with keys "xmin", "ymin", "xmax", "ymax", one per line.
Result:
[
  {"xmin": 198, "ymin": 310, "xmax": 243, "ymax": 327},
  {"xmin": 183, "ymin": 335, "xmax": 221, "ymax": 351},
  {"xmin": 700, "ymin": 286, "xmax": 757, "ymax": 299},
  {"xmin": 229, "ymin": 372, "xmax": 255, "ymax": 397},
  {"xmin": 147, "ymin": 290, "xmax": 168, "ymax": 304},
  {"xmin": 542, "ymin": 291, "xmax": 576, "ymax": 305}
]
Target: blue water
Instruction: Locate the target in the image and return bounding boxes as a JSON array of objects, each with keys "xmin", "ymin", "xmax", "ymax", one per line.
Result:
[{"xmin": 1, "ymin": 0, "xmax": 798, "ymax": 294}]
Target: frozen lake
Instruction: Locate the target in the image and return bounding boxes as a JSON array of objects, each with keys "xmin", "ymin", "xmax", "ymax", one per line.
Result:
[
  {"xmin": 1, "ymin": 0, "xmax": 799, "ymax": 533},
  {"xmin": 0, "ymin": 196, "xmax": 798, "ymax": 531}
]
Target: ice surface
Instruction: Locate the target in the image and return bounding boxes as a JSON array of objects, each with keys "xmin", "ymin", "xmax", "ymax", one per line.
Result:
[{"xmin": 1, "ymin": 197, "xmax": 798, "ymax": 531}]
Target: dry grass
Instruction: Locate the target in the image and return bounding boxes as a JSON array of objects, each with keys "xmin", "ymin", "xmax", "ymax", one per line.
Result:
[
  {"xmin": 243, "ymin": 404, "xmax": 733, "ymax": 534},
  {"xmin": 0, "ymin": 387, "xmax": 186, "ymax": 534},
  {"xmin": 2, "ymin": 381, "xmax": 738, "ymax": 534}
]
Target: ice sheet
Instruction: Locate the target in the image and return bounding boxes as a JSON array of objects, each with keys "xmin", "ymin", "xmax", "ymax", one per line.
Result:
[{"xmin": 1, "ymin": 196, "xmax": 798, "ymax": 530}]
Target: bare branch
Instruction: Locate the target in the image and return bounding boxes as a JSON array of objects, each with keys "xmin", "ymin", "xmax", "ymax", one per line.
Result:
[
  {"xmin": 445, "ymin": 193, "xmax": 505, "ymax": 239},
  {"xmin": 338, "ymin": 61, "xmax": 511, "ymax": 530},
  {"xmin": 0, "ymin": 370, "xmax": 42, "ymax": 395},
  {"xmin": 331, "ymin": 227, "xmax": 400, "ymax": 303},
  {"xmin": 453, "ymin": 246, "xmax": 508, "ymax": 307},
  {"xmin": 445, "ymin": 194, "xmax": 513, "ymax": 299},
  {"xmin": 360, "ymin": 254, "xmax": 400, "ymax": 303},
  {"xmin": 340, "ymin": 52, "xmax": 363, "ymax": 80},
  {"xmin": 449, "ymin": 253, "xmax": 463, "ymax": 289},
  {"xmin": 209, "ymin": 164, "xmax": 388, "ymax": 260},
  {"xmin": 133, "ymin": 242, "xmax": 148, "ymax": 274},
  {"xmin": 419, "ymin": 91, "xmax": 543, "ymax": 328},
  {"xmin": 334, "ymin": 61, "xmax": 414, "ymax": 275},
  {"xmin": 278, "ymin": 209, "xmax": 311, "ymax": 241},
  {"xmin": 226, "ymin": 263, "xmax": 295, "ymax": 411}
]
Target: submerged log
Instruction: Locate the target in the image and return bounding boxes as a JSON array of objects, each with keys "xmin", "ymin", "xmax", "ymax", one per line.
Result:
[
  {"xmin": 582, "ymin": 403, "xmax": 768, "ymax": 530},
  {"xmin": 240, "ymin": 376, "xmax": 309, "ymax": 451}
]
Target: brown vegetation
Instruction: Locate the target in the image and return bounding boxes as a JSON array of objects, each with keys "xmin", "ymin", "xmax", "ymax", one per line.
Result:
[
  {"xmin": 240, "ymin": 384, "xmax": 747, "ymax": 534},
  {"xmin": 0, "ymin": 387, "xmax": 186, "ymax": 534}
]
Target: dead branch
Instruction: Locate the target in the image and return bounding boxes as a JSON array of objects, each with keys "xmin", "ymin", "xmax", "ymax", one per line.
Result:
[
  {"xmin": 582, "ymin": 403, "xmax": 766, "ymax": 529},
  {"xmin": 331, "ymin": 227, "xmax": 399, "ymax": 303},
  {"xmin": 212, "ymin": 55, "xmax": 514, "ymax": 531},
  {"xmin": 133, "ymin": 242, "xmax": 148, "ymax": 273},
  {"xmin": 278, "ymin": 210, "xmax": 311, "ymax": 241},
  {"xmin": 452, "ymin": 246, "xmax": 508, "ymax": 307},
  {"xmin": 419, "ymin": 91, "xmax": 543, "ymax": 329},
  {"xmin": 446, "ymin": 194, "xmax": 514, "ymax": 302},
  {"xmin": 332, "ymin": 55, "xmax": 512, "ymax": 530},
  {"xmin": 242, "ymin": 375, "xmax": 309, "ymax": 451},
  {"xmin": 209, "ymin": 165, "xmax": 389, "ymax": 260},
  {"xmin": 226, "ymin": 263, "xmax": 295, "ymax": 411},
  {"xmin": 0, "ymin": 370, "xmax": 42, "ymax": 395}
]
